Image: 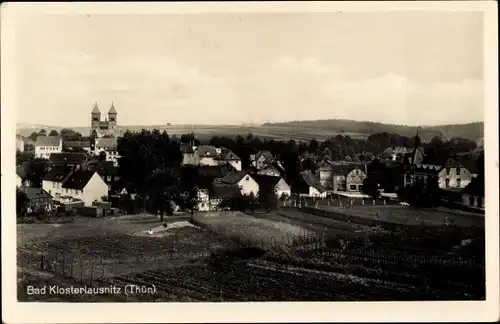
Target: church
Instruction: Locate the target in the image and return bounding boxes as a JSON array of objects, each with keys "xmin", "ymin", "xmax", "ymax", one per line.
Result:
[{"xmin": 90, "ymin": 102, "xmax": 119, "ymax": 137}]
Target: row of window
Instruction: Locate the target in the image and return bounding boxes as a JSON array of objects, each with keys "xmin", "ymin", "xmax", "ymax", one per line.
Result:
[
  {"xmin": 445, "ymin": 167, "xmax": 461, "ymax": 175},
  {"xmin": 38, "ymin": 146, "xmax": 60, "ymax": 151},
  {"xmin": 445, "ymin": 178, "xmax": 462, "ymax": 188},
  {"xmin": 48, "ymin": 188, "xmax": 82, "ymax": 196}
]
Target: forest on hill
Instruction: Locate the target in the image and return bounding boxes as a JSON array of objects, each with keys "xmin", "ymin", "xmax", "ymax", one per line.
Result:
[{"xmin": 262, "ymin": 120, "xmax": 484, "ymax": 142}]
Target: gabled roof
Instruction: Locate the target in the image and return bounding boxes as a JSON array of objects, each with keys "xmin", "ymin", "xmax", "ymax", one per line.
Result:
[
  {"xmin": 196, "ymin": 145, "xmax": 218, "ymax": 157},
  {"xmin": 63, "ymin": 140, "xmax": 91, "ymax": 148},
  {"xmin": 49, "ymin": 152, "xmax": 88, "ymax": 165},
  {"xmin": 62, "ymin": 170, "xmax": 96, "ymax": 190},
  {"xmin": 214, "ymin": 171, "xmax": 249, "ymax": 185},
  {"xmin": 86, "ymin": 160, "xmax": 118, "ymax": 176},
  {"xmin": 92, "ymin": 102, "xmax": 101, "ymax": 114},
  {"xmin": 43, "ymin": 166, "xmax": 73, "ymax": 182},
  {"xmin": 180, "ymin": 143, "xmax": 195, "ymax": 154},
  {"xmin": 455, "ymin": 156, "xmax": 480, "ymax": 174},
  {"xmin": 35, "ymin": 136, "xmax": 61, "ymax": 147},
  {"xmin": 299, "ymin": 170, "xmax": 326, "ymax": 192},
  {"xmin": 330, "ymin": 163, "xmax": 361, "ymax": 175},
  {"xmin": 108, "ymin": 103, "xmax": 117, "ymax": 114},
  {"xmin": 96, "ymin": 137, "xmax": 118, "ymax": 150},
  {"xmin": 219, "ymin": 149, "xmax": 241, "ymax": 161},
  {"xmin": 257, "ymin": 165, "xmax": 281, "ymax": 176},
  {"xmin": 256, "ymin": 150, "xmax": 274, "ymax": 161},
  {"xmin": 19, "ymin": 187, "xmax": 52, "ymax": 200}
]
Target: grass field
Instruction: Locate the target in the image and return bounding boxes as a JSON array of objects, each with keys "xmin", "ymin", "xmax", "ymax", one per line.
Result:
[{"xmin": 17, "ymin": 207, "xmax": 485, "ymax": 301}]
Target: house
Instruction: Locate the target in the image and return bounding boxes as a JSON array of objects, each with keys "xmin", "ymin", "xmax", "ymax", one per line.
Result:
[
  {"xmin": 42, "ymin": 166, "xmax": 108, "ymax": 206},
  {"xmin": 196, "ymin": 145, "xmax": 219, "ymax": 166},
  {"xmin": 217, "ymin": 149, "xmax": 242, "ymax": 171},
  {"xmin": 49, "ymin": 152, "xmax": 88, "ymax": 167},
  {"xmin": 251, "ymin": 150, "xmax": 275, "ymax": 169},
  {"xmin": 94, "ymin": 137, "xmax": 120, "ymax": 166},
  {"xmin": 35, "ymin": 136, "xmax": 62, "ymax": 159},
  {"xmin": 63, "ymin": 140, "xmax": 92, "ymax": 154},
  {"xmin": 295, "ymin": 170, "xmax": 327, "ymax": 198},
  {"xmin": 317, "ymin": 162, "xmax": 334, "ymax": 190},
  {"xmin": 461, "ymin": 176, "xmax": 485, "ymax": 210},
  {"xmin": 213, "ymin": 171, "xmax": 259, "ymax": 196},
  {"xmin": 193, "ymin": 165, "xmax": 233, "ymax": 211},
  {"xmin": 381, "ymin": 146, "xmax": 412, "ymax": 161},
  {"xmin": 18, "ymin": 186, "xmax": 53, "ymax": 214},
  {"xmin": 256, "ymin": 164, "xmax": 282, "ymax": 177},
  {"xmin": 252, "ymin": 174, "xmax": 291, "ymax": 199},
  {"xmin": 181, "ymin": 144, "xmax": 200, "ymax": 166},
  {"xmin": 404, "ymin": 155, "xmax": 475, "ymax": 190},
  {"xmin": 345, "ymin": 167, "xmax": 367, "ymax": 192},
  {"xmin": 16, "ymin": 135, "xmax": 25, "ymax": 152}
]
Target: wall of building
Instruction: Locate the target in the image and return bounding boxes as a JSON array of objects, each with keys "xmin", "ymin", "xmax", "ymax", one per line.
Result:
[
  {"xmin": 228, "ymin": 160, "xmax": 242, "ymax": 171},
  {"xmin": 332, "ymin": 174, "xmax": 347, "ymax": 191},
  {"xmin": 237, "ymin": 175, "xmax": 260, "ymax": 196},
  {"xmin": 35, "ymin": 144, "xmax": 62, "ymax": 159},
  {"xmin": 462, "ymin": 193, "xmax": 485, "ymax": 209},
  {"xmin": 319, "ymin": 169, "xmax": 333, "ymax": 189},
  {"xmin": 275, "ymin": 178, "xmax": 291, "ymax": 198},
  {"xmin": 346, "ymin": 168, "xmax": 367, "ymax": 192},
  {"xmin": 200, "ymin": 157, "xmax": 218, "ymax": 166},
  {"xmin": 438, "ymin": 167, "xmax": 472, "ymax": 189},
  {"xmin": 308, "ymin": 186, "xmax": 327, "ymax": 198},
  {"xmin": 82, "ymin": 173, "xmax": 108, "ymax": 206}
]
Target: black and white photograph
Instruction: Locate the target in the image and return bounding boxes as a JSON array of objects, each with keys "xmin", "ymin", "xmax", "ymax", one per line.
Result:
[{"xmin": 1, "ymin": 1, "xmax": 498, "ymax": 323}]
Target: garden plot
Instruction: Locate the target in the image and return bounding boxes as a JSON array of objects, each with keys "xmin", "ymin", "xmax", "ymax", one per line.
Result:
[{"xmin": 192, "ymin": 212, "xmax": 318, "ymax": 248}]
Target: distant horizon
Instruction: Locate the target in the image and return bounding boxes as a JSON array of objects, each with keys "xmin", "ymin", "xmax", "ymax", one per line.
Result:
[
  {"xmin": 15, "ymin": 12, "xmax": 484, "ymax": 127},
  {"xmin": 16, "ymin": 117, "xmax": 485, "ymax": 131}
]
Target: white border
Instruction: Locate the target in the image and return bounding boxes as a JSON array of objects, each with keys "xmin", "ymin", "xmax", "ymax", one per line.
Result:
[{"xmin": 2, "ymin": 2, "xmax": 498, "ymax": 323}]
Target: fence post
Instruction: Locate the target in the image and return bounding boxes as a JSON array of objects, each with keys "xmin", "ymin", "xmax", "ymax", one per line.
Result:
[
  {"xmin": 339, "ymin": 200, "xmax": 343, "ymax": 207},
  {"xmin": 373, "ymin": 200, "xmax": 376, "ymax": 205},
  {"xmin": 350, "ymin": 200, "xmax": 353, "ymax": 206},
  {"xmin": 383, "ymin": 199, "xmax": 386, "ymax": 205}
]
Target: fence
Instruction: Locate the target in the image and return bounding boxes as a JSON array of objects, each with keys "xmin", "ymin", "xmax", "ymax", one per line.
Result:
[{"xmin": 281, "ymin": 197, "xmax": 397, "ymax": 209}]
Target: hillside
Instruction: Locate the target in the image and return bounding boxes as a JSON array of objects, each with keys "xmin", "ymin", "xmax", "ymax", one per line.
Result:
[{"xmin": 262, "ymin": 119, "xmax": 484, "ymax": 141}]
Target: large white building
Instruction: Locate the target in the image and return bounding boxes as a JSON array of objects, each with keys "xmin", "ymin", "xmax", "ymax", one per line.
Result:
[
  {"xmin": 35, "ymin": 136, "xmax": 62, "ymax": 159},
  {"xmin": 94, "ymin": 137, "xmax": 120, "ymax": 167},
  {"xmin": 42, "ymin": 166, "xmax": 108, "ymax": 206}
]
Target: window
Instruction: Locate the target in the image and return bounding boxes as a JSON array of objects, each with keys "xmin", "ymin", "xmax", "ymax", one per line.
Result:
[
  {"xmin": 49, "ymin": 190, "xmax": 51, "ymax": 195},
  {"xmin": 446, "ymin": 168, "xmax": 450, "ymax": 175},
  {"xmin": 456, "ymin": 178, "xmax": 461, "ymax": 187},
  {"xmin": 445, "ymin": 179, "xmax": 450, "ymax": 188},
  {"xmin": 349, "ymin": 185, "xmax": 357, "ymax": 191},
  {"xmin": 456, "ymin": 167, "xmax": 460, "ymax": 174},
  {"xmin": 245, "ymin": 176, "xmax": 249, "ymax": 181}
]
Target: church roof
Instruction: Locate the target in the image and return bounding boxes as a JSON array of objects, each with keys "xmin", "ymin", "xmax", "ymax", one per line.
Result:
[
  {"xmin": 92, "ymin": 102, "xmax": 101, "ymax": 114},
  {"xmin": 108, "ymin": 102, "xmax": 117, "ymax": 114}
]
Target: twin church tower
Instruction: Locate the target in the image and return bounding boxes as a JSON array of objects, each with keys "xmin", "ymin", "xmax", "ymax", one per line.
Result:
[{"xmin": 90, "ymin": 102, "xmax": 119, "ymax": 137}]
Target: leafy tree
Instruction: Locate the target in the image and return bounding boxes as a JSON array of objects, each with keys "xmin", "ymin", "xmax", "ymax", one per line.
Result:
[
  {"xmin": 28, "ymin": 132, "xmax": 38, "ymax": 142},
  {"xmin": 48, "ymin": 130, "xmax": 59, "ymax": 136},
  {"xmin": 98, "ymin": 151, "xmax": 107, "ymax": 161},
  {"xmin": 179, "ymin": 165, "xmax": 200, "ymax": 221},
  {"xmin": 258, "ymin": 185, "xmax": 278, "ymax": 213},
  {"xmin": 16, "ymin": 151, "xmax": 34, "ymax": 165},
  {"xmin": 16, "ymin": 188, "xmax": 29, "ymax": 218},
  {"xmin": 38, "ymin": 129, "xmax": 47, "ymax": 136},
  {"xmin": 144, "ymin": 169, "xmax": 179, "ymax": 222},
  {"xmin": 362, "ymin": 177, "xmax": 380, "ymax": 199}
]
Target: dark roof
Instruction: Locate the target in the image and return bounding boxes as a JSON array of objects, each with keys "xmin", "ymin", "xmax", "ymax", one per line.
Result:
[
  {"xmin": 252, "ymin": 174, "xmax": 282, "ymax": 192},
  {"xmin": 299, "ymin": 170, "xmax": 326, "ymax": 192},
  {"xmin": 463, "ymin": 176, "xmax": 485, "ymax": 196},
  {"xmin": 49, "ymin": 152, "xmax": 88, "ymax": 165},
  {"xmin": 455, "ymin": 156, "xmax": 480, "ymax": 174},
  {"xmin": 256, "ymin": 165, "xmax": 281, "ymax": 176},
  {"xmin": 95, "ymin": 137, "xmax": 117, "ymax": 149},
  {"xmin": 219, "ymin": 149, "xmax": 241, "ymax": 161},
  {"xmin": 43, "ymin": 166, "xmax": 73, "ymax": 182},
  {"xmin": 62, "ymin": 170, "xmax": 96, "ymax": 190},
  {"xmin": 212, "ymin": 184, "xmax": 242, "ymax": 198},
  {"xmin": 92, "ymin": 103, "xmax": 101, "ymax": 114},
  {"xmin": 63, "ymin": 140, "xmax": 91, "ymax": 148},
  {"xmin": 87, "ymin": 160, "xmax": 118, "ymax": 176},
  {"xmin": 19, "ymin": 187, "xmax": 52, "ymax": 200},
  {"xmin": 196, "ymin": 145, "xmax": 218, "ymax": 157},
  {"xmin": 108, "ymin": 103, "xmax": 117, "ymax": 114},
  {"xmin": 35, "ymin": 136, "xmax": 61, "ymax": 147},
  {"xmin": 194, "ymin": 166, "xmax": 231, "ymax": 190},
  {"xmin": 214, "ymin": 171, "xmax": 249, "ymax": 185},
  {"xmin": 256, "ymin": 150, "xmax": 274, "ymax": 161},
  {"xmin": 330, "ymin": 163, "xmax": 362, "ymax": 175}
]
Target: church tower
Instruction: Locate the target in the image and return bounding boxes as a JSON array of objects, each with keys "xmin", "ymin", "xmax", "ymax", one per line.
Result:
[
  {"xmin": 108, "ymin": 101, "xmax": 118, "ymax": 131},
  {"xmin": 91, "ymin": 102, "xmax": 101, "ymax": 133}
]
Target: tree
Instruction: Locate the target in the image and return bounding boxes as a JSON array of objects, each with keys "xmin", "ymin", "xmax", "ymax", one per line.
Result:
[
  {"xmin": 145, "ymin": 169, "xmax": 179, "ymax": 222},
  {"xmin": 48, "ymin": 130, "xmax": 59, "ymax": 136},
  {"xmin": 362, "ymin": 177, "xmax": 380, "ymax": 199},
  {"xmin": 258, "ymin": 184, "xmax": 278, "ymax": 213},
  {"xmin": 98, "ymin": 151, "xmax": 107, "ymax": 161},
  {"xmin": 38, "ymin": 129, "xmax": 47, "ymax": 136},
  {"xmin": 179, "ymin": 165, "xmax": 200, "ymax": 221},
  {"xmin": 16, "ymin": 188, "xmax": 29, "ymax": 218},
  {"xmin": 28, "ymin": 132, "xmax": 38, "ymax": 142}
]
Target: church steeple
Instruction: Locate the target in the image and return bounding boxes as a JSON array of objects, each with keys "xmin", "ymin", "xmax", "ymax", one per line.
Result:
[
  {"xmin": 92, "ymin": 101, "xmax": 101, "ymax": 114},
  {"xmin": 108, "ymin": 101, "xmax": 117, "ymax": 114}
]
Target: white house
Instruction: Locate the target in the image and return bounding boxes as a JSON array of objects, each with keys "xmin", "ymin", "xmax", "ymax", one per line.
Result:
[
  {"xmin": 217, "ymin": 149, "xmax": 242, "ymax": 171},
  {"xmin": 42, "ymin": 166, "xmax": 108, "ymax": 206},
  {"xmin": 35, "ymin": 136, "xmax": 62, "ymax": 159},
  {"xmin": 214, "ymin": 171, "xmax": 259, "ymax": 196},
  {"xmin": 296, "ymin": 170, "xmax": 328, "ymax": 198},
  {"xmin": 251, "ymin": 151, "xmax": 275, "ymax": 170},
  {"xmin": 95, "ymin": 137, "xmax": 120, "ymax": 167}
]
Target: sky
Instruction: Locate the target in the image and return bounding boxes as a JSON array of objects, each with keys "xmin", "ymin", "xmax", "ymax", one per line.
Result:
[{"xmin": 14, "ymin": 11, "xmax": 484, "ymax": 127}]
